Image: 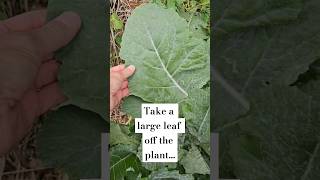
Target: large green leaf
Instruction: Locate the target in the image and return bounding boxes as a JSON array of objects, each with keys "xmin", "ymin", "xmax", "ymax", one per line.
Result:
[
  {"xmin": 296, "ymin": 60, "xmax": 320, "ymax": 101},
  {"xmin": 110, "ymin": 144, "xmax": 142, "ymax": 180},
  {"xmin": 148, "ymin": 168, "xmax": 194, "ymax": 180},
  {"xmin": 47, "ymin": 0, "xmax": 107, "ymax": 120},
  {"xmin": 229, "ymin": 86, "xmax": 320, "ymax": 180},
  {"xmin": 121, "ymin": 95, "xmax": 146, "ymax": 118},
  {"xmin": 119, "ymin": 3, "xmax": 210, "ymax": 178},
  {"xmin": 110, "ymin": 122, "xmax": 139, "ymax": 146},
  {"xmin": 213, "ymin": 0, "xmax": 320, "ymax": 130},
  {"xmin": 120, "ymin": 3, "xmax": 209, "ymax": 103},
  {"xmin": 182, "ymin": 88, "xmax": 210, "ymax": 145},
  {"xmin": 214, "ymin": 0, "xmax": 303, "ymax": 36},
  {"xmin": 180, "ymin": 145, "xmax": 210, "ymax": 175},
  {"xmin": 179, "ymin": 10, "xmax": 209, "ymax": 40},
  {"xmin": 299, "ymin": 77, "xmax": 320, "ymax": 102},
  {"xmin": 37, "ymin": 105, "xmax": 108, "ymax": 180},
  {"xmin": 214, "ymin": 1, "xmax": 320, "ymax": 179}
]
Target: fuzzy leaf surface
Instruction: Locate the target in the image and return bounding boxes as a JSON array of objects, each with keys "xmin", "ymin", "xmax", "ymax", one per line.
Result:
[
  {"xmin": 110, "ymin": 144, "xmax": 141, "ymax": 180},
  {"xmin": 180, "ymin": 145, "xmax": 210, "ymax": 174},
  {"xmin": 120, "ymin": 4, "xmax": 209, "ymax": 103},
  {"xmin": 229, "ymin": 86, "xmax": 320, "ymax": 180},
  {"xmin": 213, "ymin": 0, "xmax": 319, "ymax": 130}
]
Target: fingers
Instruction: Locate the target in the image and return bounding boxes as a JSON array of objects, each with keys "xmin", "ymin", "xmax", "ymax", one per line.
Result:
[
  {"xmin": 121, "ymin": 65, "xmax": 135, "ymax": 79},
  {"xmin": 110, "ymin": 65, "xmax": 134, "ymax": 94},
  {"xmin": 0, "ymin": 10, "xmax": 47, "ymax": 33},
  {"xmin": 116, "ymin": 88, "xmax": 129, "ymax": 100},
  {"xmin": 110, "ymin": 88, "xmax": 129, "ymax": 111},
  {"xmin": 20, "ymin": 83, "xmax": 66, "ymax": 120},
  {"xmin": 110, "ymin": 64, "xmax": 125, "ymax": 72},
  {"xmin": 110, "ymin": 80, "xmax": 129, "ymax": 111},
  {"xmin": 121, "ymin": 81, "xmax": 128, "ymax": 89},
  {"xmin": 36, "ymin": 60, "xmax": 60, "ymax": 88},
  {"xmin": 36, "ymin": 83, "xmax": 66, "ymax": 116},
  {"xmin": 111, "ymin": 88, "xmax": 129, "ymax": 109},
  {"xmin": 31, "ymin": 11, "xmax": 81, "ymax": 55},
  {"xmin": 0, "ymin": 82, "xmax": 66, "ymax": 156},
  {"xmin": 115, "ymin": 88, "xmax": 129, "ymax": 102},
  {"xmin": 110, "ymin": 65, "xmax": 135, "ymax": 83},
  {"xmin": 121, "ymin": 88, "xmax": 130, "ymax": 97}
]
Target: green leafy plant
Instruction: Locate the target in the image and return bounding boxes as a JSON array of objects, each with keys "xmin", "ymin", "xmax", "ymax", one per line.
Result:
[
  {"xmin": 120, "ymin": 3, "xmax": 209, "ymax": 103},
  {"xmin": 111, "ymin": 3, "xmax": 210, "ymax": 179},
  {"xmin": 37, "ymin": 0, "xmax": 210, "ymax": 179},
  {"xmin": 213, "ymin": 0, "xmax": 320, "ymax": 179},
  {"xmin": 151, "ymin": 0, "xmax": 210, "ymax": 40},
  {"xmin": 111, "ymin": 13, "xmax": 124, "ymax": 30},
  {"xmin": 0, "ymin": 7, "xmax": 7, "ymax": 20}
]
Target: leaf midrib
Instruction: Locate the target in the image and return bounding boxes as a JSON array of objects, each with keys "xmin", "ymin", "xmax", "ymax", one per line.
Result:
[
  {"xmin": 110, "ymin": 153, "xmax": 132, "ymax": 169},
  {"xmin": 300, "ymin": 141, "xmax": 320, "ymax": 180},
  {"xmin": 144, "ymin": 25, "xmax": 189, "ymax": 97},
  {"xmin": 198, "ymin": 107, "xmax": 210, "ymax": 137},
  {"xmin": 213, "ymin": 68, "xmax": 250, "ymax": 110}
]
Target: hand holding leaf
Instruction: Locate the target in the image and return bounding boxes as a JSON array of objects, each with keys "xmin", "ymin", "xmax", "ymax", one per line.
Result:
[{"xmin": 110, "ymin": 64, "xmax": 135, "ymax": 111}]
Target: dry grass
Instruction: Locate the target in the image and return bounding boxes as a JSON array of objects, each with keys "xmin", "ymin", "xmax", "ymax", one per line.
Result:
[
  {"xmin": 110, "ymin": 0, "xmax": 147, "ymax": 124},
  {"xmin": 109, "ymin": 0, "xmax": 148, "ymax": 66},
  {"xmin": 1, "ymin": 121, "xmax": 66, "ymax": 180},
  {"xmin": 0, "ymin": 0, "xmax": 47, "ymax": 16}
]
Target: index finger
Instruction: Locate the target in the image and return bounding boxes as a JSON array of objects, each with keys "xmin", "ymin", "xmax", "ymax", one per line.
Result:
[{"xmin": 0, "ymin": 10, "xmax": 47, "ymax": 33}]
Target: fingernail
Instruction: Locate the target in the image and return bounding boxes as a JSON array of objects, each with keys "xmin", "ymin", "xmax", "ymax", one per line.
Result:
[
  {"xmin": 56, "ymin": 11, "xmax": 81, "ymax": 29},
  {"xmin": 128, "ymin": 65, "xmax": 135, "ymax": 71}
]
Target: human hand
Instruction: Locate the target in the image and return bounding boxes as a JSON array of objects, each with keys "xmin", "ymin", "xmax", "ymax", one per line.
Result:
[
  {"xmin": 110, "ymin": 64, "xmax": 135, "ymax": 111},
  {"xmin": 0, "ymin": 10, "xmax": 81, "ymax": 156}
]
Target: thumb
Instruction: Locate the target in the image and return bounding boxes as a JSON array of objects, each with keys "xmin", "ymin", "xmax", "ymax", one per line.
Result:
[{"xmin": 121, "ymin": 65, "xmax": 136, "ymax": 79}]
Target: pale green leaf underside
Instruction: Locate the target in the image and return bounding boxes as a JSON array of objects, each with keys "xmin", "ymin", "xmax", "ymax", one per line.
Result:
[
  {"xmin": 121, "ymin": 95, "xmax": 145, "ymax": 118},
  {"xmin": 110, "ymin": 122, "xmax": 139, "ymax": 146},
  {"xmin": 180, "ymin": 145, "xmax": 210, "ymax": 174},
  {"xmin": 120, "ymin": 3, "xmax": 209, "ymax": 103},
  {"xmin": 182, "ymin": 88, "xmax": 210, "ymax": 145},
  {"xmin": 110, "ymin": 144, "xmax": 141, "ymax": 180}
]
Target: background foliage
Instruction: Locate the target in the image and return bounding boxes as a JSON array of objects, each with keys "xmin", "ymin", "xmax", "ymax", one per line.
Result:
[
  {"xmin": 213, "ymin": 0, "xmax": 320, "ymax": 179},
  {"xmin": 112, "ymin": 2, "xmax": 210, "ymax": 180}
]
